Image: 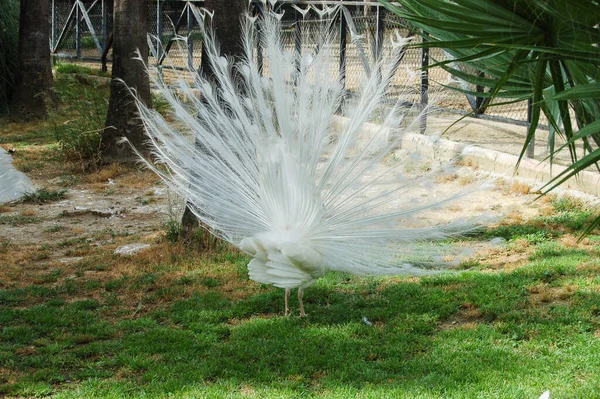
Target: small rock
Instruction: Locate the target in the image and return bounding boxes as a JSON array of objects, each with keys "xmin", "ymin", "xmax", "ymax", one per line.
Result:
[
  {"xmin": 114, "ymin": 243, "xmax": 151, "ymax": 256},
  {"xmin": 62, "ymin": 207, "xmax": 125, "ymax": 218},
  {"xmin": 489, "ymin": 237, "xmax": 507, "ymax": 246},
  {"xmin": 91, "ymin": 209, "xmax": 117, "ymax": 218},
  {"xmin": 59, "ymin": 257, "xmax": 84, "ymax": 264}
]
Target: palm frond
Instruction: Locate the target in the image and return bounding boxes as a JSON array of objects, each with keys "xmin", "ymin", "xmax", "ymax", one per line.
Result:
[{"xmin": 381, "ymin": 0, "xmax": 600, "ymax": 235}]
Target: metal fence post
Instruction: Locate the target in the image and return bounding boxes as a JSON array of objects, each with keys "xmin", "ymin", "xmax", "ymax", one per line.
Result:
[
  {"xmin": 420, "ymin": 34, "xmax": 429, "ymax": 134},
  {"xmin": 76, "ymin": 1, "xmax": 81, "ymax": 58},
  {"xmin": 157, "ymin": 0, "xmax": 163, "ymax": 67},
  {"xmin": 51, "ymin": 0, "xmax": 56, "ymax": 49},
  {"xmin": 526, "ymin": 97, "xmax": 535, "ymax": 158},
  {"xmin": 475, "ymin": 71, "xmax": 485, "ymax": 115},
  {"xmin": 187, "ymin": 2, "xmax": 194, "ymax": 70},
  {"xmin": 255, "ymin": 3, "xmax": 264, "ymax": 75},
  {"xmin": 294, "ymin": 8, "xmax": 302, "ymax": 78},
  {"xmin": 339, "ymin": 9, "xmax": 347, "ymax": 92},
  {"xmin": 375, "ymin": 5, "xmax": 384, "ymax": 60},
  {"xmin": 101, "ymin": 0, "xmax": 108, "ymax": 49},
  {"xmin": 51, "ymin": 0, "xmax": 56, "ymax": 63},
  {"xmin": 373, "ymin": 4, "xmax": 385, "ymax": 83}
]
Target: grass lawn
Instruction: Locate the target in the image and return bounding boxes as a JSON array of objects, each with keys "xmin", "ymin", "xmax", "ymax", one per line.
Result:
[
  {"xmin": 1, "ymin": 237, "xmax": 599, "ymax": 399},
  {"xmin": 1, "ymin": 65, "xmax": 599, "ymax": 399}
]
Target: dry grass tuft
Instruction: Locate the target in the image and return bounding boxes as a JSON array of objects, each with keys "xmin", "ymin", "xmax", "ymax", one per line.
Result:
[
  {"xmin": 19, "ymin": 209, "xmax": 37, "ymax": 217},
  {"xmin": 575, "ymin": 262, "xmax": 600, "ymax": 273},
  {"xmin": 70, "ymin": 227, "xmax": 86, "ymax": 235},
  {"xmin": 539, "ymin": 194, "xmax": 556, "ymax": 204},
  {"xmin": 0, "ymin": 143, "xmax": 15, "ymax": 152},
  {"xmin": 503, "ymin": 211, "xmax": 525, "ymax": 225},
  {"xmin": 0, "ymin": 205, "xmax": 12, "ymax": 213},
  {"xmin": 459, "ymin": 302, "xmax": 483, "ymax": 319},
  {"xmin": 511, "ymin": 238, "xmax": 530, "ymax": 249},
  {"xmin": 85, "ymin": 163, "xmax": 123, "ymax": 184},
  {"xmin": 116, "ymin": 168, "xmax": 160, "ymax": 190},
  {"xmin": 456, "ymin": 158, "xmax": 479, "ymax": 169},
  {"xmin": 509, "ymin": 181, "xmax": 531, "ymax": 195},
  {"xmin": 458, "ymin": 175, "xmax": 475, "ymax": 185},
  {"xmin": 528, "ymin": 284, "xmax": 577, "ymax": 305},
  {"xmin": 64, "ymin": 247, "xmax": 94, "ymax": 257},
  {"xmin": 447, "ymin": 204, "xmax": 463, "ymax": 212},
  {"xmin": 438, "ymin": 302, "xmax": 483, "ymax": 331},
  {"xmin": 559, "ymin": 235, "xmax": 583, "ymax": 248},
  {"xmin": 478, "ymin": 245, "xmax": 531, "ymax": 271},
  {"xmin": 538, "ymin": 204, "xmax": 557, "ymax": 216},
  {"xmin": 435, "ymin": 173, "xmax": 458, "ymax": 183}
]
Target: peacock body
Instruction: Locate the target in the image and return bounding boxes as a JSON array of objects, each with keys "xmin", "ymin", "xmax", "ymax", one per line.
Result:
[{"xmin": 134, "ymin": 4, "xmax": 489, "ymax": 316}]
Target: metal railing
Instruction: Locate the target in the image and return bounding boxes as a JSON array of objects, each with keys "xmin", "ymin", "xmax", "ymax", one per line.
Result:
[{"xmin": 49, "ymin": 0, "xmax": 533, "ymax": 131}]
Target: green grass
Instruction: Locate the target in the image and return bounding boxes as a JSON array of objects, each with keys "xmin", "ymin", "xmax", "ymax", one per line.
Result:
[
  {"xmin": 1, "ymin": 195, "xmax": 599, "ymax": 398},
  {"xmin": 0, "ymin": 215, "xmax": 41, "ymax": 226},
  {"xmin": 0, "ymin": 65, "xmax": 110, "ymax": 171},
  {"xmin": 54, "ymin": 62, "xmax": 108, "ymax": 77},
  {"xmin": 485, "ymin": 196, "xmax": 598, "ymax": 242},
  {"xmin": 44, "ymin": 224, "xmax": 65, "ymax": 233},
  {"xmin": 51, "ymin": 72, "xmax": 109, "ymax": 171},
  {"xmin": 1, "ymin": 241, "xmax": 599, "ymax": 398},
  {"xmin": 152, "ymin": 92, "xmax": 172, "ymax": 117},
  {"xmin": 20, "ymin": 188, "xmax": 68, "ymax": 204}
]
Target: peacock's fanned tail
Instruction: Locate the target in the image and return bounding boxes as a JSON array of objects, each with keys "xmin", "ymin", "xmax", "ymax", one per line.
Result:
[{"xmin": 133, "ymin": 5, "xmax": 490, "ymax": 284}]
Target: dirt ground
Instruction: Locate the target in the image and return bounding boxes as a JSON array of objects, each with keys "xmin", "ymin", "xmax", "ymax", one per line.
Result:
[
  {"xmin": 0, "ymin": 164, "xmax": 179, "ymax": 257},
  {"xmin": 0, "ymin": 153, "xmax": 550, "ymax": 269}
]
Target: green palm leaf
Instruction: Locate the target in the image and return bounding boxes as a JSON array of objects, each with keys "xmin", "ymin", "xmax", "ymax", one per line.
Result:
[{"xmin": 380, "ymin": 0, "xmax": 600, "ymax": 236}]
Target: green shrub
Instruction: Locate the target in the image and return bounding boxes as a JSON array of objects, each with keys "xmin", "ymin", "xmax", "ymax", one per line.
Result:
[
  {"xmin": 51, "ymin": 74, "xmax": 108, "ymax": 171},
  {"xmin": 164, "ymin": 220, "xmax": 183, "ymax": 243},
  {"xmin": 551, "ymin": 196, "xmax": 588, "ymax": 213},
  {"xmin": 80, "ymin": 36, "xmax": 99, "ymax": 50},
  {"xmin": 54, "ymin": 62, "xmax": 107, "ymax": 77},
  {"xmin": 152, "ymin": 92, "xmax": 172, "ymax": 117},
  {"xmin": 21, "ymin": 188, "xmax": 68, "ymax": 204}
]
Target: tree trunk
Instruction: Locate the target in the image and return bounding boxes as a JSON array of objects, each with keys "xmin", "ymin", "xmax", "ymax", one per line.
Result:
[
  {"xmin": 204, "ymin": 0, "xmax": 246, "ymax": 67},
  {"xmin": 181, "ymin": 0, "xmax": 246, "ymax": 234},
  {"xmin": 9, "ymin": 0, "xmax": 55, "ymax": 121},
  {"xmin": 102, "ymin": 0, "xmax": 151, "ymax": 162}
]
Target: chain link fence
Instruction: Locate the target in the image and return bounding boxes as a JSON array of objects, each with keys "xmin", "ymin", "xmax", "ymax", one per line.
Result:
[{"xmin": 49, "ymin": 0, "xmax": 532, "ymax": 126}]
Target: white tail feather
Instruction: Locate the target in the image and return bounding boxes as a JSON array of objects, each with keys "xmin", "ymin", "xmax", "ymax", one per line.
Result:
[{"xmin": 135, "ymin": 9, "xmax": 493, "ymax": 296}]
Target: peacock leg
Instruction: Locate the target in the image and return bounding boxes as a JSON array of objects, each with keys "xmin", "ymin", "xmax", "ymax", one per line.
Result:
[
  {"xmin": 284, "ymin": 288, "xmax": 290, "ymax": 316},
  {"xmin": 298, "ymin": 288, "xmax": 306, "ymax": 317}
]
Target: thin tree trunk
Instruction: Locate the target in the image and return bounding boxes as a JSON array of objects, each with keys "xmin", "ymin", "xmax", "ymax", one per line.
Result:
[
  {"xmin": 205, "ymin": 0, "xmax": 246, "ymax": 64},
  {"xmin": 102, "ymin": 0, "xmax": 151, "ymax": 162},
  {"xmin": 9, "ymin": 0, "xmax": 55, "ymax": 121},
  {"xmin": 181, "ymin": 1, "xmax": 246, "ymax": 234}
]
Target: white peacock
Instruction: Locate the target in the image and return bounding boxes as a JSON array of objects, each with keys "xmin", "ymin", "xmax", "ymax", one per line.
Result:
[{"xmin": 132, "ymin": 4, "xmax": 491, "ymax": 316}]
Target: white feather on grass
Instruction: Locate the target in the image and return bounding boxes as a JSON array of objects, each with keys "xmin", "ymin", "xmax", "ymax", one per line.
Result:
[{"xmin": 130, "ymin": 7, "xmax": 493, "ymax": 316}]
